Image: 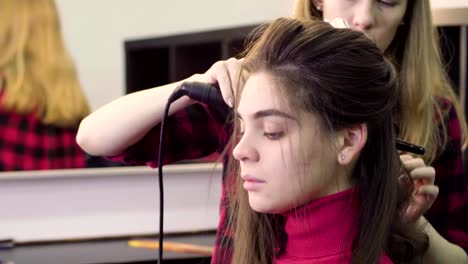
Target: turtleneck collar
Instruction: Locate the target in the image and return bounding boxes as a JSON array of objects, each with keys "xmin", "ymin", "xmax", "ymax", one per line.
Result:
[{"xmin": 279, "ymin": 188, "xmax": 360, "ymax": 259}]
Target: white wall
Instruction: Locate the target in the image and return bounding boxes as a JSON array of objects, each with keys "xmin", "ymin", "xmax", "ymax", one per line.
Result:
[{"xmin": 56, "ymin": 0, "xmax": 295, "ymax": 111}]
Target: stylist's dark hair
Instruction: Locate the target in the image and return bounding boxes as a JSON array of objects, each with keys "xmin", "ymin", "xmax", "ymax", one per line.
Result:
[{"xmin": 224, "ymin": 18, "xmax": 428, "ymax": 264}]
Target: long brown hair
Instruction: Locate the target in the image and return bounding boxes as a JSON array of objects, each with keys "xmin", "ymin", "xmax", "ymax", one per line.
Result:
[
  {"xmin": 292, "ymin": 0, "xmax": 468, "ymax": 164},
  {"xmin": 226, "ymin": 18, "xmax": 428, "ymax": 264},
  {"xmin": 0, "ymin": 0, "xmax": 90, "ymax": 128}
]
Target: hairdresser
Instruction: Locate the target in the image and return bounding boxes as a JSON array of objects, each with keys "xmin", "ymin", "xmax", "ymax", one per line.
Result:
[{"xmin": 293, "ymin": 0, "xmax": 468, "ymax": 260}]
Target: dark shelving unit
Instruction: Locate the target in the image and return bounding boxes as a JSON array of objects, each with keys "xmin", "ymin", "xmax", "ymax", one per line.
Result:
[{"xmin": 124, "ymin": 24, "xmax": 259, "ymax": 94}]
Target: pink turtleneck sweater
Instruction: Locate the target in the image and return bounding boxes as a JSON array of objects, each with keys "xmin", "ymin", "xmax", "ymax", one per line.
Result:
[{"xmin": 275, "ymin": 188, "xmax": 392, "ymax": 264}]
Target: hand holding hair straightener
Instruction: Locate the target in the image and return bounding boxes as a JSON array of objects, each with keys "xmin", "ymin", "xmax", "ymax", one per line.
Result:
[{"xmin": 168, "ymin": 81, "xmax": 230, "ymax": 122}]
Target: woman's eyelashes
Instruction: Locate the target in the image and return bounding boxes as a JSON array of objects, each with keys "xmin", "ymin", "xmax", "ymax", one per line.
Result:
[
  {"xmin": 379, "ymin": 0, "xmax": 398, "ymax": 7},
  {"xmin": 237, "ymin": 131, "xmax": 245, "ymax": 140},
  {"xmin": 263, "ymin": 131, "xmax": 285, "ymax": 140},
  {"xmin": 237, "ymin": 118, "xmax": 288, "ymax": 141},
  {"xmin": 341, "ymin": 0, "xmax": 398, "ymax": 8},
  {"xmin": 237, "ymin": 129, "xmax": 285, "ymax": 141}
]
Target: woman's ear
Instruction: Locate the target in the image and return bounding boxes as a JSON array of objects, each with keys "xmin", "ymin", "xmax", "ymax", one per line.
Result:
[{"xmin": 337, "ymin": 124, "xmax": 367, "ymax": 165}]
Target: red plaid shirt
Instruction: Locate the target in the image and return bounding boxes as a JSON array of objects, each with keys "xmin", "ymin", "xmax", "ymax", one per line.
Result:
[
  {"xmin": 426, "ymin": 99, "xmax": 468, "ymax": 251},
  {"xmin": 0, "ymin": 91, "xmax": 86, "ymax": 171},
  {"xmin": 110, "ymin": 99, "xmax": 468, "ymax": 262}
]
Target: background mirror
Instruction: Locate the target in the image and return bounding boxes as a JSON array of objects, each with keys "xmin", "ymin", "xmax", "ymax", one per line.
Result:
[{"xmin": 2, "ymin": 0, "xmax": 466, "ymax": 171}]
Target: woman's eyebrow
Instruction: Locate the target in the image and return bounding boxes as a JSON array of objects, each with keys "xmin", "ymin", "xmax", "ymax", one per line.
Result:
[{"xmin": 237, "ymin": 109, "xmax": 296, "ymax": 120}]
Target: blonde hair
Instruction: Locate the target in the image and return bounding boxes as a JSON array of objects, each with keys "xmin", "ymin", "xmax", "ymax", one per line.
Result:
[
  {"xmin": 0, "ymin": 0, "xmax": 90, "ymax": 128},
  {"xmin": 293, "ymin": 0, "xmax": 468, "ymax": 164}
]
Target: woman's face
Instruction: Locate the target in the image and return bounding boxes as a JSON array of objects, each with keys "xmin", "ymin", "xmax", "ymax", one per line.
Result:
[
  {"xmin": 233, "ymin": 71, "xmax": 345, "ymax": 214},
  {"xmin": 315, "ymin": 0, "xmax": 408, "ymax": 52}
]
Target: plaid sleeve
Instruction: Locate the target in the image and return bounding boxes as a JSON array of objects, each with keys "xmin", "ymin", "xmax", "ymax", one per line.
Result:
[
  {"xmin": 107, "ymin": 103, "xmax": 230, "ymax": 167},
  {"xmin": 426, "ymin": 101, "xmax": 468, "ymax": 251}
]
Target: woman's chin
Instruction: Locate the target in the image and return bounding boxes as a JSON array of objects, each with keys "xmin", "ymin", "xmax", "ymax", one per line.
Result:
[{"xmin": 248, "ymin": 195, "xmax": 287, "ymax": 214}]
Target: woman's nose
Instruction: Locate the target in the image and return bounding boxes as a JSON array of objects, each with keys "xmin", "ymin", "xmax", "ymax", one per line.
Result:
[
  {"xmin": 233, "ymin": 134, "xmax": 260, "ymax": 162},
  {"xmin": 351, "ymin": 2, "xmax": 376, "ymax": 32}
]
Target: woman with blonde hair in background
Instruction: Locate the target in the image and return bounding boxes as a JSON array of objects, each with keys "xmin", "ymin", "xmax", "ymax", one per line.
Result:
[
  {"xmin": 293, "ymin": 0, "xmax": 468, "ymax": 260},
  {"xmin": 0, "ymin": 0, "xmax": 90, "ymax": 170}
]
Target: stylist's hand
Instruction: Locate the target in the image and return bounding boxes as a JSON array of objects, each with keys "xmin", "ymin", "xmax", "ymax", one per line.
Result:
[
  {"xmin": 187, "ymin": 57, "xmax": 248, "ymax": 108},
  {"xmin": 400, "ymin": 154, "xmax": 439, "ymax": 223}
]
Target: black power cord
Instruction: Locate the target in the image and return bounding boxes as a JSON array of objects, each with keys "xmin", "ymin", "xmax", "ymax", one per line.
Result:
[{"xmin": 157, "ymin": 82, "xmax": 228, "ymax": 263}]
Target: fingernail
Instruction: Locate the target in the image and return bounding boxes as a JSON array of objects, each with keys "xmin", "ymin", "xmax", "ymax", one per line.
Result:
[{"xmin": 227, "ymin": 98, "xmax": 233, "ymax": 108}]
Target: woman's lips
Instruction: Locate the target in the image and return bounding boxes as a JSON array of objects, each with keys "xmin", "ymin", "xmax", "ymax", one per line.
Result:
[{"xmin": 241, "ymin": 175, "xmax": 266, "ymax": 191}]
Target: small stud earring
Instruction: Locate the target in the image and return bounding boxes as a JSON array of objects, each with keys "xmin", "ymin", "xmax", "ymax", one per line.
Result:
[
  {"xmin": 316, "ymin": 5, "xmax": 322, "ymax": 11},
  {"xmin": 340, "ymin": 154, "xmax": 346, "ymax": 161}
]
